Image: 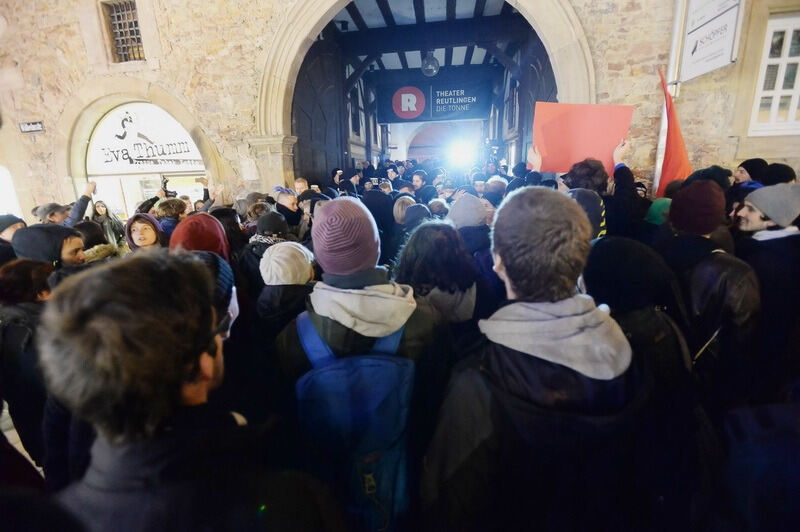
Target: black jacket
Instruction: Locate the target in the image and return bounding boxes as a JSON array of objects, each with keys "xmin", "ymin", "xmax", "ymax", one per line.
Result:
[
  {"xmin": 457, "ymin": 225, "xmax": 505, "ymax": 302},
  {"xmin": 42, "ymin": 396, "xmax": 96, "ymax": 491},
  {"xmin": 57, "ymin": 404, "xmax": 347, "ymax": 532},
  {"xmin": 657, "ymin": 235, "xmax": 761, "ymax": 415},
  {"xmin": 736, "ymin": 233, "xmax": 800, "ymax": 397},
  {"xmin": 238, "ymin": 237, "xmax": 286, "ymax": 301},
  {"xmin": 0, "ymin": 302, "xmax": 47, "ymax": 465},
  {"xmin": 0, "ymin": 239, "xmax": 16, "ymax": 267},
  {"xmin": 257, "ymin": 283, "xmax": 314, "ymax": 345},
  {"xmin": 421, "ymin": 340, "xmax": 653, "ymax": 532}
]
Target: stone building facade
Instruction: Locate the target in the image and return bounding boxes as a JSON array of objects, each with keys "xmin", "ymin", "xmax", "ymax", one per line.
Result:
[{"xmin": 0, "ymin": 0, "xmax": 797, "ymax": 220}]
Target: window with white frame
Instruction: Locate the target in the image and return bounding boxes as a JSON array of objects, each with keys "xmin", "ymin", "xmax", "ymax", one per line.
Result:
[{"xmin": 750, "ymin": 14, "xmax": 800, "ymax": 136}]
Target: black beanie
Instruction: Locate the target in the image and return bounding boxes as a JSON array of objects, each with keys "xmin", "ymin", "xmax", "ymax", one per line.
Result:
[
  {"xmin": 256, "ymin": 211, "xmax": 288, "ymax": 236},
  {"xmin": 738, "ymin": 158, "xmax": 768, "ymax": 183},
  {"xmin": 684, "ymin": 165, "xmax": 732, "ymax": 191},
  {"xmin": 762, "ymin": 163, "xmax": 797, "ymax": 186}
]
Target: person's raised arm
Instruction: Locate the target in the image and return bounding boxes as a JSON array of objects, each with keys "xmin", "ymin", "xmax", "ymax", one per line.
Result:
[{"xmin": 63, "ymin": 182, "xmax": 95, "ymax": 227}]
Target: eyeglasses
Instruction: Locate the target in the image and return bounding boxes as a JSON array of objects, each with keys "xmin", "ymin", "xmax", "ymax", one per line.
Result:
[{"xmin": 213, "ymin": 310, "xmax": 233, "ymax": 339}]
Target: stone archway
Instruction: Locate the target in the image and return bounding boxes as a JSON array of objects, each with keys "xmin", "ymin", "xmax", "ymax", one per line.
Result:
[
  {"xmin": 256, "ymin": 0, "xmax": 596, "ymax": 187},
  {"xmin": 54, "ymin": 77, "xmax": 232, "ymax": 202}
]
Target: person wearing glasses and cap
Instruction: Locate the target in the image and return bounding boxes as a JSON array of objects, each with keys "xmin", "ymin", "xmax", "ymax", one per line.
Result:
[{"xmin": 36, "ymin": 181, "xmax": 97, "ymax": 228}]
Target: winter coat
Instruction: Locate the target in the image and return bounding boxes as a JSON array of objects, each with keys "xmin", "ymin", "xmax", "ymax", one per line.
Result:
[
  {"xmin": 603, "ymin": 165, "xmax": 651, "ymax": 238},
  {"xmin": 42, "ymin": 396, "xmax": 96, "ymax": 491},
  {"xmin": 736, "ymin": 230, "xmax": 800, "ymax": 398},
  {"xmin": 457, "ymin": 225, "xmax": 505, "ymax": 303},
  {"xmin": 0, "ymin": 239, "xmax": 16, "ymax": 268},
  {"xmin": 238, "ymin": 234, "xmax": 287, "ymax": 301},
  {"xmin": 61, "ymin": 195, "xmax": 90, "ymax": 228},
  {"xmin": 421, "ymin": 296, "xmax": 655, "ymax": 531},
  {"xmin": 92, "ymin": 213, "xmax": 125, "ymax": 246},
  {"xmin": 56, "ymin": 404, "xmax": 347, "ymax": 532},
  {"xmin": 157, "ymin": 216, "xmax": 180, "ymax": 239},
  {"xmin": 272, "ymin": 268, "xmax": 452, "ymax": 469},
  {"xmin": 657, "ymin": 235, "xmax": 761, "ymax": 416},
  {"xmin": 257, "ymin": 283, "xmax": 313, "ymax": 345},
  {"xmin": 0, "ymin": 302, "xmax": 47, "ymax": 465}
]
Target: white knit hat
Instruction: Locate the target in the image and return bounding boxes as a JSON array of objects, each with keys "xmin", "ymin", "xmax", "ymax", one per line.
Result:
[
  {"xmin": 259, "ymin": 242, "xmax": 315, "ymax": 285},
  {"xmin": 447, "ymin": 193, "xmax": 488, "ymax": 229}
]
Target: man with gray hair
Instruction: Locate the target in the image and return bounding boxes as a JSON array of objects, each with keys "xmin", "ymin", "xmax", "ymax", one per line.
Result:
[{"xmin": 422, "ymin": 187, "xmax": 650, "ymax": 530}]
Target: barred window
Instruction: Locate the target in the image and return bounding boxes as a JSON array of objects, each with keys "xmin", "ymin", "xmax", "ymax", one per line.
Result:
[{"xmin": 103, "ymin": 1, "xmax": 145, "ymax": 63}]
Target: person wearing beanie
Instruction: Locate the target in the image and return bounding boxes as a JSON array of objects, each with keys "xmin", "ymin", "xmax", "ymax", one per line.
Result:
[
  {"xmin": 735, "ymin": 184, "xmax": 800, "ymax": 395},
  {"xmin": 683, "ymin": 165, "xmax": 733, "ymax": 192},
  {"xmin": 0, "ymin": 214, "xmax": 26, "ymax": 267},
  {"xmin": 656, "ymin": 180, "xmax": 760, "ymax": 418},
  {"xmin": 169, "ymin": 212, "xmax": 230, "ymax": 262},
  {"xmin": 447, "ymin": 194, "xmax": 506, "ymax": 301},
  {"xmin": 256, "ymin": 242, "xmax": 316, "ymax": 345},
  {"xmin": 761, "ymin": 163, "xmax": 797, "ymax": 186},
  {"xmin": 403, "ymin": 204, "xmax": 432, "ymax": 233},
  {"xmin": 238, "ymin": 211, "xmax": 290, "ymax": 300},
  {"xmin": 734, "ymin": 158, "xmax": 768, "ymax": 184},
  {"xmin": 11, "ymin": 224, "xmax": 85, "ymax": 268},
  {"xmin": 566, "ymin": 189, "xmax": 607, "ymax": 239},
  {"xmin": 362, "ymin": 189, "xmax": 400, "ymax": 266},
  {"xmin": 273, "ymin": 196, "xmax": 451, "ymax": 488},
  {"xmin": 636, "ymin": 197, "xmax": 671, "ymax": 246},
  {"xmin": 125, "ymin": 213, "xmax": 166, "ymax": 252},
  {"xmin": 416, "ymin": 184, "xmax": 438, "ymax": 205},
  {"xmin": 603, "ymin": 163, "xmax": 651, "ymax": 238}
]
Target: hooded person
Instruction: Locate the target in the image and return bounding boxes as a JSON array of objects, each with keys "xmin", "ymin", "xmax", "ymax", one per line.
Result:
[
  {"xmin": 0, "ymin": 214, "xmax": 26, "ymax": 267},
  {"xmin": 256, "ymin": 242, "xmax": 316, "ymax": 345},
  {"xmin": 403, "ymin": 204, "xmax": 432, "ymax": 233},
  {"xmin": 422, "ymin": 188, "xmax": 653, "ymax": 531},
  {"xmin": 636, "ymin": 197, "xmax": 671, "ymax": 246},
  {"xmin": 566, "ymin": 189, "xmax": 607, "ymax": 240},
  {"xmin": 583, "ymin": 237, "xmax": 698, "ymax": 527},
  {"xmin": 604, "ymin": 164, "xmax": 651, "ymax": 238},
  {"xmin": 273, "ymin": 196, "xmax": 451, "ymax": 488},
  {"xmin": 238, "ymin": 211, "xmax": 290, "ymax": 301},
  {"xmin": 447, "ymin": 193, "xmax": 506, "ymax": 301},
  {"xmin": 735, "ymin": 183, "xmax": 800, "ymax": 398},
  {"xmin": 655, "ymin": 180, "xmax": 761, "ymax": 418},
  {"xmin": 124, "ymin": 213, "xmax": 166, "ymax": 252},
  {"xmin": 11, "ymin": 224, "xmax": 85, "ymax": 269},
  {"xmin": 416, "ymin": 185, "xmax": 438, "ymax": 206},
  {"xmin": 361, "ymin": 189, "xmax": 399, "ymax": 265},
  {"xmin": 209, "ymin": 207, "xmax": 249, "ymax": 262},
  {"xmin": 169, "ymin": 212, "xmax": 230, "ymax": 262}
]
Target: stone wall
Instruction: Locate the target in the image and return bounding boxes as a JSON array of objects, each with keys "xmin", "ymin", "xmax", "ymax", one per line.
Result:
[{"xmin": 0, "ymin": 0, "xmax": 797, "ymax": 220}]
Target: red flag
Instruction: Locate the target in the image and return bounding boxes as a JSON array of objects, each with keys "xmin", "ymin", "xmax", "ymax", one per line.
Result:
[{"xmin": 656, "ymin": 69, "xmax": 692, "ymax": 197}]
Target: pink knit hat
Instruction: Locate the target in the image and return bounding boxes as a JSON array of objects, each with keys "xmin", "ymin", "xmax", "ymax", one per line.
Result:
[{"xmin": 311, "ymin": 197, "xmax": 380, "ymax": 276}]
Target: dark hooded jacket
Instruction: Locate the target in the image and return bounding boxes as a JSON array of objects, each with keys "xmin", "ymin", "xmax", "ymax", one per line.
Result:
[
  {"xmin": 0, "ymin": 239, "xmax": 17, "ymax": 268},
  {"xmin": 457, "ymin": 224, "xmax": 505, "ymax": 302},
  {"xmin": 361, "ymin": 190, "xmax": 401, "ymax": 265},
  {"xmin": 603, "ymin": 165, "xmax": 651, "ymax": 238},
  {"xmin": 239, "ymin": 234, "xmax": 287, "ymax": 300},
  {"xmin": 656, "ymin": 234, "xmax": 760, "ymax": 416},
  {"xmin": 0, "ymin": 302, "xmax": 47, "ymax": 465},
  {"xmin": 11, "ymin": 224, "xmax": 79, "ymax": 267},
  {"xmin": 421, "ymin": 296, "xmax": 654, "ymax": 532},
  {"xmin": 56, "ymin": 404, "xmax": 347, "ymax": 532}
]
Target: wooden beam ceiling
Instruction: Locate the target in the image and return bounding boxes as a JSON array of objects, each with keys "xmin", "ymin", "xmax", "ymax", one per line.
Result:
[
  {"xmin": 338, "ymin": 13, "xmax": 531, "ymax": 57},
  {"xmin": 364, "ymin": 64, "xmax": 504, "ymax": 86}
]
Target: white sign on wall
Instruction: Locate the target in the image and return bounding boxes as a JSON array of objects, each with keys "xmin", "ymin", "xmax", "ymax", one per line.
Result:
[
  {"xmin": 680, "ymin": 0, "xmax": 743, "ymax": 82},
  {"xmin": 87, "ymin": 102, "xmax": 205, "ymax": 175}
]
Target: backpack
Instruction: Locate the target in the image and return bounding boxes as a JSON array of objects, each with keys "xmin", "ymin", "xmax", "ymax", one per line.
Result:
[{"xmin": 294, "ymin": 311, "xmax": 414, "ymax": 532}]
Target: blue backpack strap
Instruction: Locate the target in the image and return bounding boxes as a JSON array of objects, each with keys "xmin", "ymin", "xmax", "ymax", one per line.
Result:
[
  {"xmin": 371, "ymin": 326, "xmax": 405, "ymax": 355},
  {"xmin": 296, "ymin": 311, "xmax": 336, "ymax": 369}
]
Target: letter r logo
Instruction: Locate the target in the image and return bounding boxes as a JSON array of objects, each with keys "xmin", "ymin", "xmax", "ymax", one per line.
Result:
[
  {"xmin": 401, "ymin": 93, "xmax": 417, "ymax": 112},
  {"xmin": 392, "ymin": 86, "xmax": 426, "ymax": 119}
]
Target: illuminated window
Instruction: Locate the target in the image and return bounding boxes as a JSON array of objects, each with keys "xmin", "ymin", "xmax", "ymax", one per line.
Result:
[
  {"xmin": 750, "ymin": 14, "xmax": 800, "ymax": 135},
  {"xmin": 103, "ymin": 1, "xmax": 145, "ymax": 63}
]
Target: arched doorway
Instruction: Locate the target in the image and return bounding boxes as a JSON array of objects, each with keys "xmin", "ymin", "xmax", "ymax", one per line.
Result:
[
  {"xmin": 258, "ymin": 0, "xmax": 595, "ymax": 185},
  {"xmin": 85, "ymin": 102, "xmax": 207, "ymax": 217}
]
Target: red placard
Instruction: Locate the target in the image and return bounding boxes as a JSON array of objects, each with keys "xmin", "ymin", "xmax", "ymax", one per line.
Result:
[{"xmin": 531, "ymin": 102, "xmax": 635, "ymax": 177}]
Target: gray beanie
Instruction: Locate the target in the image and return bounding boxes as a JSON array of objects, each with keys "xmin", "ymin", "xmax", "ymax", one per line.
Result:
[
  {"xmin": 447, "ymin": 193, "xmax": 487, "ymax": 229},
  {"xmin": 746, "ymin": 183, "xmax": 800, "ymax": 227}
]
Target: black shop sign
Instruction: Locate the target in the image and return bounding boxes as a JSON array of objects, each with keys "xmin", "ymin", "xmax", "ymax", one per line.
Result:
[{"xmin": 377, "ymin": 80, "xmax": 492, "ymax": 124}]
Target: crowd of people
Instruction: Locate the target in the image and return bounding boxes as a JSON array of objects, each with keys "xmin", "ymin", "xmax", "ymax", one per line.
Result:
[{"xmin": 0, "ymin": 142, "xmax": 798, "ymax": 531}]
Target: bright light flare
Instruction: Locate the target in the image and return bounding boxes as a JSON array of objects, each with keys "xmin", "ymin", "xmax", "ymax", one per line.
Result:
[{"xmin": 448, "ymin": 140, "xmax": 475, "ymax": 166}]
